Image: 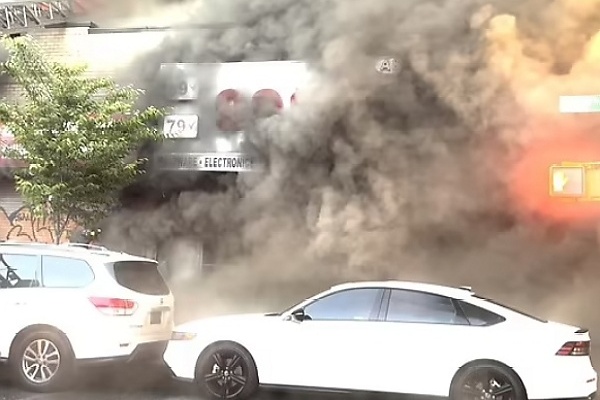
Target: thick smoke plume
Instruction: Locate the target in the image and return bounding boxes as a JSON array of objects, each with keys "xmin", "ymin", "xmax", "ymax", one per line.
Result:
[{"xmin": 96, "ymin": 0, "xmax": 600, "ymax": 332}]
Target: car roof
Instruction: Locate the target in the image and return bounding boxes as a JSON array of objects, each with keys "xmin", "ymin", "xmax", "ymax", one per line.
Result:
[
  {"xmin": 330, "ymin": 280, "xmax": 475, "ymax": 299},
  {"xmin": 0, "ymin": 242, "xmax": 156, "ymax": 264}
]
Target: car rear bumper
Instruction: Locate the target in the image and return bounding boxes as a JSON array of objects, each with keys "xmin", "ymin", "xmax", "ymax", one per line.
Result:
[
  {"xmin": 526, "ymin": 372, "xmax": 597, "ymax": 400},
  {"xmin": 536, "ymin": 392, "xmax": 596, "ymax": 400},
  {"xmin": 519, "ymin": 357, "xmax": 596, "ymax": 400}
]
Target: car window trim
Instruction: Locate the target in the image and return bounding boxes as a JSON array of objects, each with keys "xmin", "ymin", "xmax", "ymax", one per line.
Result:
[
  {"xmin": 451, "ymin": 298, "xmax": 471, "ymax": 325},
  {"xmin": 377, "ymin": 289, "xmax": 391, "ymax": 321},
  {"xmin": 370, "ymin": 288, "xmax": 386, "ymax": 321}
]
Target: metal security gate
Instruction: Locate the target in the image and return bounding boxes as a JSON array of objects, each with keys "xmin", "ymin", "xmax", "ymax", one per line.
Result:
[
  {"xmin": 157, "ymin": 237, "xmax": 203, "ymax": 283},
  {"xmin": 0, "ymin": 180, "xmax": 24, "ymax": 242},
  {"xmin": 0, "ymin": 181, "xmax": 23, "ymax": 216}
]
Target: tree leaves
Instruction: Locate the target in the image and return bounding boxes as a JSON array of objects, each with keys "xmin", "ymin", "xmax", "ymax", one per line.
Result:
[{"xmin": 0, "ymin": 35, "xmax": 164, "ymax": 243}]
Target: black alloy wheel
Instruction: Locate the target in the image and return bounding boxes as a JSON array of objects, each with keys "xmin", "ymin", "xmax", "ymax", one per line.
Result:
[
  {"xmin": 196, "ymin": 343, "xmax": 258, "ymax": 400},
  {"xmin": 451, "ymin": 364, "xmax": 526, "ymax": 400}
]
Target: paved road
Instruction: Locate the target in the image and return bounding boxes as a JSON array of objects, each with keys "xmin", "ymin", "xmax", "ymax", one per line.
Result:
[
  {"xmin": 0, "ymin": 363, "xmax": 200, "ymax": 400},
  {"xmin": 0, "ymin": 364, "xmax": 344, "ymax": 400}
]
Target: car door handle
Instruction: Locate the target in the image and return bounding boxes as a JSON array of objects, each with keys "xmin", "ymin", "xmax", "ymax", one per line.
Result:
[{"xmin": 13, "ymin": 302, "xmax": 27, "ymax": 306}]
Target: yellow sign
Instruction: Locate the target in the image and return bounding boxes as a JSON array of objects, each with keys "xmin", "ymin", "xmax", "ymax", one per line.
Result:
[
  {"xmin": 552, "ymin": 170, "xmax": 569, "ymax": 193},
  {"xmin": 549, "ymin": 162, "xmax": 600, "ymax": 200},
  {"xmin": 549, "ymin": 165, "xmax": 584, "ymax": 197}
]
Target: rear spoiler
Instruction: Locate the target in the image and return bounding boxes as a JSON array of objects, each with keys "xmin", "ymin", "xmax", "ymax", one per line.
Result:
[{"xmin": 575, "ymin": 327, "xmax": 589, "ymax": 334}]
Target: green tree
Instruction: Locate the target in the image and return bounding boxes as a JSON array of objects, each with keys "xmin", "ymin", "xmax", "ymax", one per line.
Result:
[{"xmin": 0, "ymin": 36, "xmax": 163, "ymax": 244}]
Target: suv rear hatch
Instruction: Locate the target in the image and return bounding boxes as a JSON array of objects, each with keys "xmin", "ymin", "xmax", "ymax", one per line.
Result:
[{"xmin": 103, "ymin": 260, "xmax": 174, "ymax": 341}]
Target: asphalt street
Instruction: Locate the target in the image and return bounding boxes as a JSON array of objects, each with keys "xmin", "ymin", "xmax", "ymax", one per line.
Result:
[
  {"xmin": 0, "ymin": 363, "xmax": 345, "ymax": 400},
  {"xmin": 0, "ymin": 363, "xmax": 197, "ymax": 400}
]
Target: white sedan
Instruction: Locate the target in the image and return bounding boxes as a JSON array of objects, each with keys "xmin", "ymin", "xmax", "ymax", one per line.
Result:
[{"xmin": 163, "ymin": 281, "xmax": 597, "ymax": 400}]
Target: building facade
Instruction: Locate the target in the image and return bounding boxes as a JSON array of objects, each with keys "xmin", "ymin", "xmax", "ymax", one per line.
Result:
[
  {"xmin": 0, "ymin": 22, "xmax": 210, "ymax": 280},
  {"xmin": 0, "ymin": 23, "xmax": 167, "ymax": 243}
]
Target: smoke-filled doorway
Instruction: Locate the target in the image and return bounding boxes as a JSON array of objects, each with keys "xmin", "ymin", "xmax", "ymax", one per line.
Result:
[{"xmin": 156, "ymin": 237, "xmax": 203, "ymax": 284}]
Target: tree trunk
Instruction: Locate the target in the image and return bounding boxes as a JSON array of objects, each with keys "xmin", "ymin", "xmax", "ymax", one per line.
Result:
[
  {"xmin": 54, "ymin": 212, "xmax": 64, "ymax": 244},
  {"xmin": 54, "ymin": 222, "xmax": 63, "ymax": 244}
]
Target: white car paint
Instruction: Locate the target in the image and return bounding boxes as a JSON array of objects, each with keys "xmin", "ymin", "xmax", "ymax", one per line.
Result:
[
  {"xmin": 0, "ymin": 243, "xmax": 174, "ymax": 363},
  {"xmin": 164, "ymin": 280, "xmax": 597, "ymax": 400}
]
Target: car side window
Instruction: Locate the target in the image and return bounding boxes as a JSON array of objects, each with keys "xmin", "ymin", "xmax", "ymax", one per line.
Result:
[
  {"xmin": 386, "ymin": 289, "xmax": 468, "ymax": 325},
  {"xmin": 303, "ymin": 288, "xmax": 383, "ymax": 321},
  {"xmin": 0, "ymin": 253, "xmax": 41, "ymax": 289},
  {"xmin": 41, "ymin": 256, "xmax": 94, "ymax": 288},
  {"xmin": 458, "ymin": 301, "xmax": 506, "ymax": 326}
]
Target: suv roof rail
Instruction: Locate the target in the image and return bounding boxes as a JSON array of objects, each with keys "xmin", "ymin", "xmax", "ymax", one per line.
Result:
[
  {"xmin": 0, "ymin": 241, "xmax": 56, "ymax": 247},
  {"xmin": 0, "ymin": 241, "xmax": 110, "ymax": 253},
  {"xmin": 457, "ymin": 285, "xmax": 473, "ymax": 291},
  {"xmin": 62, "ymin": 243, "xmax": 108, "ymax": 251}
]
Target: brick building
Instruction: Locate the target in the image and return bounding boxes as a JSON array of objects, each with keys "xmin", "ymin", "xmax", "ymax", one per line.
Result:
[
  {"xmin": 0, "ymin": 19, "xmax": 167, "ymax": 243},
  {"xmin": 0, "ymin": 10, "xmax": 210, "ymax": 280}
]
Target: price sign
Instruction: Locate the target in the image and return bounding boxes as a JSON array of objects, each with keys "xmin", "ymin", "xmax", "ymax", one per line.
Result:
[{"xmin": 162, "ymin": 115, "xmax": 198, "ymax": 138}]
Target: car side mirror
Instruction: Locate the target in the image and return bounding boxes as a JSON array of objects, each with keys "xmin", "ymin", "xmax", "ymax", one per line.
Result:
[{"xmin": 291, "ymin": 308, "xmax": 307, "ymax": 322}]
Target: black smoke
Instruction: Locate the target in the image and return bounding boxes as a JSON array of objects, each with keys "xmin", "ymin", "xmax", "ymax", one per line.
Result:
[{"xmin": 96, "ymin": 0, "xmax": 600, "ymax": 331}]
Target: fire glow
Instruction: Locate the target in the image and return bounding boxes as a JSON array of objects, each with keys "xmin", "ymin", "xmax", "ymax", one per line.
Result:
[{"xmin": 510, "ymin": 135, "xmax": 600, "ymax": 222}]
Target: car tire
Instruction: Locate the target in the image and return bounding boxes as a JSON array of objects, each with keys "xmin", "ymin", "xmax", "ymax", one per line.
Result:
[
  {"xmin": 195, "ymin": 341, "xmax": 259, "ymax": 400},
  {"xmin": 9, "ymin": 329, "xmax": 74, "ymax": 393},
  {"xmin": 450, "ymin": 361, "xmax": 526, "ymax": 400}
]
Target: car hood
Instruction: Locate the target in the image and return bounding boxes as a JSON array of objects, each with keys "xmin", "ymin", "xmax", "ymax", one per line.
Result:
[{"xmin": 175, "ymin": 312, "xmax": 279, "ymax": 333}]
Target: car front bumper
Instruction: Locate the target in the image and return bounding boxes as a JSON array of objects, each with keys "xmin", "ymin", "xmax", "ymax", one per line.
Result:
[
  {"xmin": 537, "ymin": 392, "xmax": 597, "ymax": 400},
  {"xmin": 163, "ymin": 338, "xmax": 202, "ymax": 381}
]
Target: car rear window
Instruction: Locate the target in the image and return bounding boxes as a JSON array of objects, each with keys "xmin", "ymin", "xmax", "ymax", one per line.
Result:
[{"xmin": 109, "ymin": 261, "xmax": 170, "ymax": 296}]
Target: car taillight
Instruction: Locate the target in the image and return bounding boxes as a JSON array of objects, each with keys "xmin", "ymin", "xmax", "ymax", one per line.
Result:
[
  {"xmin": 89, "ymin": 297, "xmax": 137, "ymax": 316},
  {"xmin": 556, "ymin": 341, "xmax": 590, "ymax": 356}
]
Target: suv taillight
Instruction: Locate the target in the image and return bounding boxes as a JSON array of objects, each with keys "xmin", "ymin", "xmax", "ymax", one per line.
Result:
[
  {"xmin": 89, "ymin": 297, "xmax": 137, "ymax": 316},
  {"xmin": 556, "ymin": 341, "xmax": 590, "ymax": 356}
]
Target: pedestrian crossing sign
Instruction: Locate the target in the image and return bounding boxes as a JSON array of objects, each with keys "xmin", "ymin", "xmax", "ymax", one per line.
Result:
[{"xmin": 549, "ymin": 165, "xmax": 585, "ymax": 197}]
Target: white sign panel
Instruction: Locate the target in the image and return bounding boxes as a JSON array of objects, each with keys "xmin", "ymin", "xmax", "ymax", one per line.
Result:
[
  {"xmin": 159, "ymin": 152, "xmax": 256, "ymax": 172},
  {"xmin": 162, "ymin": 115, "xmax": 198, "ymax": 138},
  {"xmin": 375, "ymin": 57, "xmax": 400, "ymax": 74},
  {"xmin": 559, "ymin": 95, "xmax": 600, "ymax": 113},
  {"xmin": 174, "ymin": 76, "xmax": 200, "ymax": 101}
]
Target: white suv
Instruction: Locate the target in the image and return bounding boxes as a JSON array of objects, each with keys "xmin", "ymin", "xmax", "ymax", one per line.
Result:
[{"xmin": 0, "ymin": 242, "xmax": 175, "ymax": 392}]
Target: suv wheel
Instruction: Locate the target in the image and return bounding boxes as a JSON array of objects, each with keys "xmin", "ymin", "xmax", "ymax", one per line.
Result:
[{"xmin": 10, "ymin": 329, "xmax": 74, "ymax": 392}]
